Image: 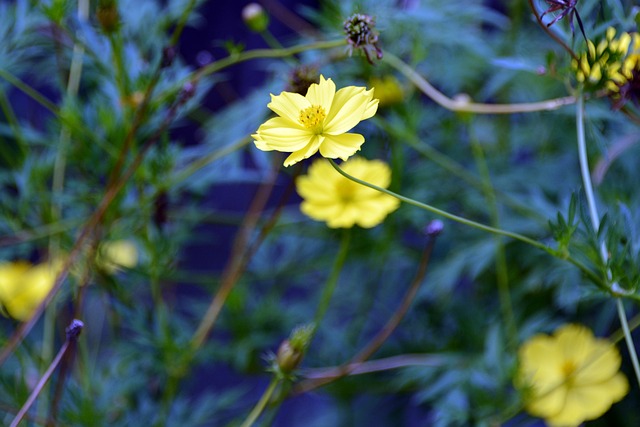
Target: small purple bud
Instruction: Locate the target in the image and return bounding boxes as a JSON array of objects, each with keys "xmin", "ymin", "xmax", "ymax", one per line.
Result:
[
  {"xmin": 66, "ymin": 319, "xmax": 84, "ymax": 340},
  {"xmin": 425, "ymin": 220, "xmax": 444, "ymax": 236}
]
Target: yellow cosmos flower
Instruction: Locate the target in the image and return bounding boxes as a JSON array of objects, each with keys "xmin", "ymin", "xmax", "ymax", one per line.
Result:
[
  {"xmin": 0, "ymin": 260, "xmax": 63, "ymax": 321},
  {"xmin": 296, "ymin": 157, "xmax": 399, "ymax": 228},
  {"xmin": 517, "ymin": 324, "xmax": 628, "ymax": 427},
  {"xmin": 96, "ymin": 240, "xmax": 139, "ymax": 273},
  {"xmin": 253, "ymin": 75, "xmax": 379, "ymax": 167}
]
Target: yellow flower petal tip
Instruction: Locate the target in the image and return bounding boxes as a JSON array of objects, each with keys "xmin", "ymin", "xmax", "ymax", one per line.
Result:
[
  {"xmin": 516, "ymin": 323, "xmax": 628, "ymax": 427},
  {"xmin": 253, "ymin": 75, "xmax": 378, "ymax": 166},
  {"xmin": 97, "ymin": 240, "xmax": 139, "ymax": 274},
  {"xmin": 295, "ymin": 157, "xmax": 400, "ymax": 228},
  {"xmin": 0, "ymin": 260, "xmax": 63, "ymax": 322}
]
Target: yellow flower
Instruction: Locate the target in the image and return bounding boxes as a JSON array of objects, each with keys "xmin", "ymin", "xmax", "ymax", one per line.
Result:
[
  {"xmin": 296, "ymin": 157, "xmax": 399, "ymax": 228},
  {"xmin": 0, "ymin": 260, "xmax": 62, "ymax": 321},
  {"xmin": 97, "ymin": 240, "xmax": 138, "ymax": 273},
  {"xmin": 253, "ymin": 75, "xmax": 379, "ymax": 167},
  {"xmin": 370, "ymin": 76, "xmax": 404, "ymax": 107},
  {"xmin": 517, "ymin": 324, "xmax": 628, "ymax": 427}
]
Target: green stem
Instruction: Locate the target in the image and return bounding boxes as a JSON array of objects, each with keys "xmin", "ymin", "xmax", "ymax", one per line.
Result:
[
  {"xmin": 43, "ymin": 0, "xmax": 89, "ymax": 419},
  {"xmin": 575, "ymin": 94, "xmax": 640, "ymax": 387},
  {"xmin": 468, "ymin": 129, "xmax": 517, "ymax": 350},
  {"xmin": 155, "ymin": 40, "xmax": 345, "ymax": 106},
  {"xmin": 374, "ymin": 116, "xmax": 546, "ymax": 224},
  {"xmin": 0, "ymin": 85, "xmax": 26, "ymax": 149},
  {"xmin": 169, "ymin": 137, "xmax": 251, "ymax": 189},
  {"xmin": 327, "ymin": 159, "xmax": 546, "ymax": 250},
  {"xmin": 313, "ymin": 229, "xmax": 351, "ymax": 329},
  {"xmin": 326, "ymin": 159, "xmax": 606, "ymax": 290},
  {"xmin": 239, "ymin": 378, "xmax": 280, "ymax": 427}
]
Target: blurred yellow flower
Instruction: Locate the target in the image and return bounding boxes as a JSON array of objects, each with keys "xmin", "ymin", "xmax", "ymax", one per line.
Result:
[
  {"xmin": 296, "ymin": 157, "xmax": 399, "ymax": 228},
  {"xmin": 517, "ymin": 324, "xmax": 628, "ymax": 427},
  {"xmin": 0, "ymin": 260, "xmax": 62, "ymax": 321},
  {"xmin": 253, "ymin": 75, "xmax": 378, "ymax": 167},
  {"xmin": 369, "ymin": 76, "xmax": 404, "ymax": 107},
  {"xmin": 97, "ymin": 240, "xmax": 138, "ymax": 273}
]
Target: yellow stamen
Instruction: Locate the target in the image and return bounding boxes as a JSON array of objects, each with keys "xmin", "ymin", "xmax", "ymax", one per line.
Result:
[{"xmin": 299, "ymin": 105, "xmax": 326, "ymax": 131}]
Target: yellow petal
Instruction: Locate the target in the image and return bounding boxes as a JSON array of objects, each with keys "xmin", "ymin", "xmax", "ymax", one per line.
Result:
[
  {"xmin": 283, "ymin": 135, "xmax": 323, "ymax": 166},
  {"xmin": 255, "ymin": 117, "xmax": 315, "ymax": 152},
  {"xmin": 268, "ymin": 91, "xmax": 309, "ymax": 122},
  {"xmin": 360, "ymin": 89, "xmax": 379, "ymax": 120},
  {"xmin": 318, "ymin": 133, "xmax": 365, "ymax": 160},
  {"xmin": 323, "ymin": 86, "xmax": 371, "ymax": 134},
  {"xmin": 305, "ymin": 75, "xmax": 335, "ymax": 112}
]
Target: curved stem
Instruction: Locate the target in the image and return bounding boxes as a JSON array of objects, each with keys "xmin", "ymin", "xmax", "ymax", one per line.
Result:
[
  {"xmin": 327, "ymin": 160, "xmax": 547, "ymax": 251},
  {"xmin": 527, "ymin": 0, "xmax": 579, "ymax": 62},
  {"xmin": 383, "ymin": 52, "xmax": 576, "ymax": 114},
  {"xmin": 155, "ymin": 40, "xmax": 345, "ymax": 105},
  {"xmin": 327, "ymin": 159, "xmax": 606, "ymax": 289},
  {"xmin": 239, "ymin": 378, "xmax": 280, "ymax": 427}
]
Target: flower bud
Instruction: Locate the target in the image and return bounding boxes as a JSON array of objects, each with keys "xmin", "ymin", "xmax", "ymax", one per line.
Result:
[
  {"xmin": 276, "ymin": 340, "xmax": 303, "ymax": 374},
  {"xmin": 96, "ymin": 0, "xmax": 119, "ymax": 33},
  {"xmin": 344, "ymin": 13, "xmax": 383, "ymax": 64},
  {"xmin": 242, "ymin": 3, "xmax": 269, "ymax": 33},
  {"xmin": 274, "ymin": 324, "xmax": 313, "ymax": 374},
  {"xmin": 285, "ymin": 65, "xmax": 319, "ymax": 95}
]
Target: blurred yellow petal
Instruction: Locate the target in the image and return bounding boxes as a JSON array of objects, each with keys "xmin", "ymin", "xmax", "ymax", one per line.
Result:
[
  {"xmin": 295, "ymin": 157, "xmax": 399, "ymax": 228},
  {"xmin": 516, "ymin": 324, "xmax": 628, "ymax": 427}
]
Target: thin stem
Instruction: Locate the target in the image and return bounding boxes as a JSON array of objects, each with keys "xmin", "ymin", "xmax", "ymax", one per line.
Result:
[
  {"xmin": 468, "ymin": 131, "xmax": 517, "ymax": 351},
  {"xmin": 327, "ymin": 159, "xmax": 606, "ymax": 290},
  {"xmin": 155, "ymin": 40, "xmax": 345, "ymax": 106},
  {"xmin": 10, "ymin": 320, "xmax": 83, "ymax": 427},
  {"xmin": 616, "ymin": 299, "xmax": 640, "ymax": 388},
  {"xmin": 302, "ymin": 353, "xmax": 454, "ymax": 379},
  {"xmin": 239, "ymin": 378, "xmax": 280, "ymax": 427},
  {"xmin": 0, "ymin": 69, "xmax": 118, "ymax": 158},
  {"xmin": 296, "ymin": 229, "xmax": 436, "ymax": 394},
  {"xmin": 576, "ymin": 94, "xmax": 640, "ymax": 387},
  {"xmin": 327, "ymin": 159, "xmax": 547, "ymax": 251},
  {"xmin": 43, "ymin": 1, "xmax": 88, "ymax": 419},
  {"xmin": 0, "ymin": 87, "xmax": 188, "ymax": 367},
  {"xmin": 374, "ymin": 117, "xmax": 546, "ymax": 224},
  {"xmin": 169, "ymin": 0, "xmax": 199, "ymax": 46},
  {"xmin": 0, "ymin": 85, "xmax": 26, "ymax": 149},
  {"xmin": 575, "ymin": 95, "xmax": 601, "ymax": 233},
  {"xmin": 383, "ymin": 52, "xmax": 576, "ymax": 114},
  {"xmin": 312, "ymin": 229, "xmax": 351, "ymax": 329},
  {"xmin": 527, "ymin": 0, "xmax": 580, "ymax": 62},
  {"xmin": 169, "ymin": 137, "xmax": 251, "ymax": 189}
]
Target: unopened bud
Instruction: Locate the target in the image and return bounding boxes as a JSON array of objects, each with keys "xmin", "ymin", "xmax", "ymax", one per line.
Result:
[
  {"xmin": 274, "ymin": 324, "xmax": 313, "ymax": 374},
  {"xmin": 96, "ymin": 1, "xmax": 119, "ymax": 33},
  {"xmin": 276, "ymin": 340, "xmax": 303, "ymax": 373},
  {"xmin": 286, "ymin": 65, "xmax": 319, "ymax": 95},
  {"xmin": 242, "ymin": 3, "xmax": 269, "ymax": 33}
]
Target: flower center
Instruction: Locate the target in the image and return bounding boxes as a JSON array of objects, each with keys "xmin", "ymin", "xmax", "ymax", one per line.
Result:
[
  {"xmin": 561, "ymin": 360, "xmax": 577, "ymax": 381},
  {"xmin": 335, "ymin": 180, "xmax": 358, "ymax": 203},
  {"xmin": 299, "ymin": 105, "xmax": 326, "ymax": 132}
]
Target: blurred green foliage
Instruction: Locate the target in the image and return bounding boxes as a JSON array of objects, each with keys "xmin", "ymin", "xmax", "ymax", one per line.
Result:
[{"xmin": 1, "ymin": 0, "xmax": 640, "ymax": 426}]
